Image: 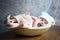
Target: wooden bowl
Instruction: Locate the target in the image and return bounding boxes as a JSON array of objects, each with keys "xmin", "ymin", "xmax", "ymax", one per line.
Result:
[{"xmin": 10, "ymin": 25, "xmax": 51, "ymax": 36}]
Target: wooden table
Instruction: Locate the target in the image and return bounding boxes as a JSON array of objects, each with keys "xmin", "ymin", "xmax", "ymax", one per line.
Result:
[{"xmin": 0, "ymin": 26, "xmax": 60, "ymax": 40}]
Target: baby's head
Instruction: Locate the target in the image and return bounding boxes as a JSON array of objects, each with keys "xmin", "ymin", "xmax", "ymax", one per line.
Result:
[{"xmin": 4, "ymin": 15, "xmax": 18, "ymax": 27}]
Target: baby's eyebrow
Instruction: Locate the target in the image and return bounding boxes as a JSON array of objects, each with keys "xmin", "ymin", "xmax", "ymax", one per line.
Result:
[{"xmin": 40, "ymin": 17, "xmax": 48, "ymax": 24}]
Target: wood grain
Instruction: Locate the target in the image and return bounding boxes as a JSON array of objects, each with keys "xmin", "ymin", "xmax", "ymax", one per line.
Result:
[{"xmin": 0, "ymin": 26, "xmax": 60, "ymax": 40}]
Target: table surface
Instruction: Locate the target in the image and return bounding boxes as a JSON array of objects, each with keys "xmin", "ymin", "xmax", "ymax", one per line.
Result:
[{"xmin": 0, "ymin": 26, "xmax": 60, "ymax": 40}]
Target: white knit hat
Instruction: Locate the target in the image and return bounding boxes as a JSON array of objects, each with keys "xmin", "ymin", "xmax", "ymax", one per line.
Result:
[{"xmin": 39, "ymin": 11, "xmax": 55, "ymax": 25}]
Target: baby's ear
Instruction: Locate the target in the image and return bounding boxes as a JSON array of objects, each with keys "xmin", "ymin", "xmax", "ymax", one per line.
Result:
[
  {"xmin": 4, "ymin": 18, "xmax": 11, "ymax": 27},
  {"xmin": 4, "ymin": 19, "xmax": 7, "ymax": 24},
  {"xmin": 51, "ymin": 20, "xmax": 55, "ymax": 25}
]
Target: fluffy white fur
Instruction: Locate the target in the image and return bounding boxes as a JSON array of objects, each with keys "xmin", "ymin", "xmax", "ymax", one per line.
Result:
[{"xmin": 6, "ymin": 12, "xmax": 55, "ymax": 29}]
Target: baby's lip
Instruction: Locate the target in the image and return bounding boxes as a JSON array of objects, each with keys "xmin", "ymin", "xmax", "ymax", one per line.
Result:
[{"xmin": 37, "ymin": 22, "xmax": 43, "ymax": 27}]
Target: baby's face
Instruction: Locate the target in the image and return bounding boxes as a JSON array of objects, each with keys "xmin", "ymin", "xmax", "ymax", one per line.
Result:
[
  {"xmin": 37, "ymin": 17, "xmax": 48, "ymax": 27},
  {"xmin": 7, "ymin": 17, "xmax": 18, "ymax": 24},
  {"xmin": 4, "ymin": 17, "xmax": 18, "ymax": 27},
  {"xmin": 10, "ymin": 17, "xmax": 18, "ymax": 23},
  {"xmin": 40, "ymin": 17, "xmax": 48, "ymax": 24}
]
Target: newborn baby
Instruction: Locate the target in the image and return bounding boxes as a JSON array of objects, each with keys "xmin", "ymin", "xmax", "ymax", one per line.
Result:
[{"xmin": 4, "ymin": 11, "xmax": 55, "ymax": 29}]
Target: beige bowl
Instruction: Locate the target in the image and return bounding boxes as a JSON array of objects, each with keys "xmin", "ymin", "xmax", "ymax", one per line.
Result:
[{"xmin": 10, "ymin": 26, "xmax": 51, "ymax": 36}]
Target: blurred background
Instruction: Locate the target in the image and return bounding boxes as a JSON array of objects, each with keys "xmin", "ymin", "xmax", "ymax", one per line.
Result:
[{"xmin": 0, "ymin": 0, "xmax": 60, "ymax": 33}]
